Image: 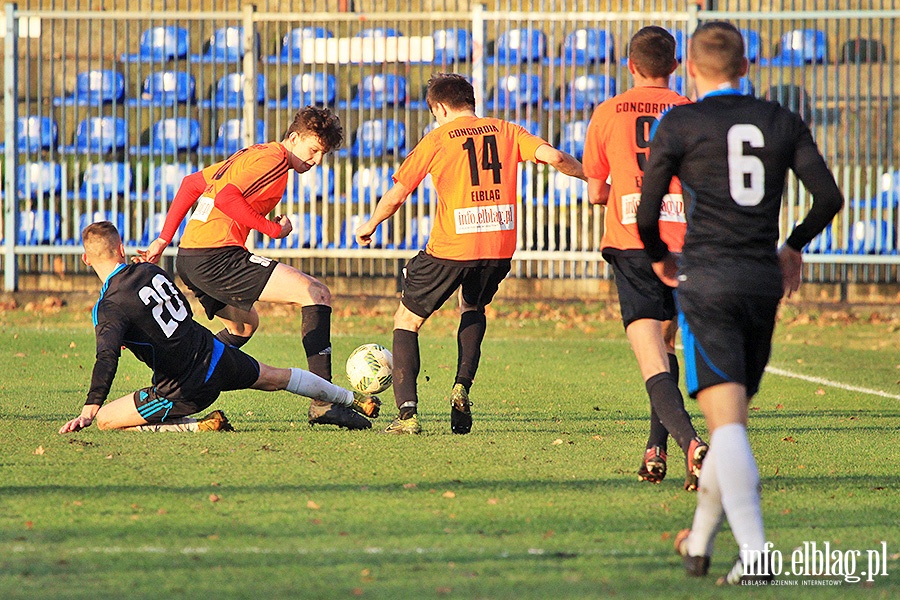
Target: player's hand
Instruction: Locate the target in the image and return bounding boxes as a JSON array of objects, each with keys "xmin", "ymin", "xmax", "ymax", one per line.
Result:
[
  {"xmin": 355, "ymin": 220, "xmax": 376, "ymax": 247},
  {"xmin": 133, "ymin": 238, "xmax": 168, "ymax": 264},
  {"xmin": 778, "ymin": 244, "xmax": 803, "ymax": 298},
  {"xmin": 274, "ymin": 215, "xmax": 293, "ymax": 239},
  {"xmin": 652, "ymin": 254, "xmax": 679, "ymax": 288},
  {"xmin": 59, "ymin": 415, "xmax": 93, "ymax": 434}
]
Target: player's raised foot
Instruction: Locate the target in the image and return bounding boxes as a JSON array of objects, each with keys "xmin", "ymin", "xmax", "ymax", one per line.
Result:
[
  {"xmin": 197, "ymin": 410, "xmax": 234, "ymax": 432},
  {"xmin": 716, "ymin": 554, "xmax": 774, "ymax": 585},
  {"xmin": 674, "ymin": 528, "xmax": 710, "ymax": 577},
  {"xmin": 449, "ymin": 383, "xmax": 472, "ymax": 435},
  {"xmin": 637, "ymin": 445, "xmax": 667, "ymax": 483},
  {"xmin": 352, "ymin": 392, "xmax": 381, "ymax": 418},
  {"xmin": 684, "ymin": 438, "xmax": 709, "ymax": 491},
  {"xmin": 308, "ymin": 400, "xmax": 372, "ymax": 430},
  {"xmin": 382, "ymin": 414, "xmax": 421, "ymax": 435}
]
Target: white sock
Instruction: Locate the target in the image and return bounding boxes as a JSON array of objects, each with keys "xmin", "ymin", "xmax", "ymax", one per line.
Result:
[
  {"xmin": 287, "ymin": 368, "xmax": 353, "ymax": 406},
  {"xmin": 686, "ymin": 445, "xmax": 725, "ymax": 557},
  {"xmin": 125, "ymin": 418, "xmax": 198, "ymax": 432},
  {"xmin": 712, "ymin": 423, "xmax": 766, "ymax": 557}
]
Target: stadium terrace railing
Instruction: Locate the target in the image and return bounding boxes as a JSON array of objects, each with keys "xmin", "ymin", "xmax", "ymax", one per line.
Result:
[{"xmin": 2, "ymin": 2, "xmax": 899, "ymax": 292}]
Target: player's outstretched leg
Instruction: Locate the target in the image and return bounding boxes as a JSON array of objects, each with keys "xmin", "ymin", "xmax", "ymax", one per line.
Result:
[
  {"xmin": 450, "ymin": 309, "xmax": 485, "ymax": 434},
  {"xmin": 384, "ymin": 327, "xmax": 422, "ymax": 434}
]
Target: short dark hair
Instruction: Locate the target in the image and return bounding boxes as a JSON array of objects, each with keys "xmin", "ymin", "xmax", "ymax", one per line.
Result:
[
  {"xmin": 629, "ymin": 26, "xmax": 677, "ymax": 78},
  {"xmin": 689, "ymin": 21, "xmax": 746, "ymax": 80},
  {"xmin": 285, "ymin": 106, "xmax": 343, "ymax": 152},
  {"xmin": 82, "ymin": 221, "xmax": 121, "ymax": 259},
  {"xmin": 425, "ymin": 73, "xmax": 476, "ymax": 111}
]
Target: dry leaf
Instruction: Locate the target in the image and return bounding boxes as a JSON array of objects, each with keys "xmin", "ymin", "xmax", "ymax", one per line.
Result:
[
  {"xmin": 402, "ymin": 483, "xmax": 417, "ymax": 489},
  {"xmin": 487, "ymin": 498, "xmax": 498, "ymax": 505},
  {"xmin": 105, "ymin": 454, "xmax": 113, "ymax": 459},
  {"xmin": 436, "ymin": 587, "xmax": 452, "ymax": 595},
  {"xmin": 209, "ymin": 494, "xmax": 221, "ymax": 502},
  {"xmin": 592, "ymin": 435, "xmax": 603, "ymax": 440},
  {"xmin": 815, "ymin": 388, "xmax": 826, "ymax": 396},
  {"xmin": 360, "ymin": 569, "xmax": 371, "ymax": 577},
  {"xmin": 33, "ymin": 446, "xmax": 44, "ymax": 455},
  {"xmin": 199, "ymin": 448, "xmax": 209, "ymax": 455},
  {"xmin": 157, "ymin": 508, "xmax": 167, "ymax": 515},
  {"xmin": 782, "ymin": 436, "xmax": 796, "ymax": 443},
  {"xmin": 442, "ymin": 491, "xmax": 456, "ymax": 499},
  {"xmin": 69, "ymin": 341, "xmax": 76, "ymax": 348},
  {"xmin": 25, "ymin": 521, "xmax": 33, "ymax": 529},
  {"xmin": 72, "ymin": 501, "xmax": 83, "ymax": 507},
  {"xmin": 551, "ymin": 439, "xmax": 564, "ymax": 445},
  {"xmin": 307, "ymin": 500, "xmax": 320, "ymax": 510},
  {"xmin": 775, "ymin": 403, "xmax": 784, "ymax": 409},
  {"xmin": 352, "ymin": 588, "xmax": 364, "ymax": 596},
  {"xmin": 660, "ymin": 532, "xmax": 672, "ymax": 541}
]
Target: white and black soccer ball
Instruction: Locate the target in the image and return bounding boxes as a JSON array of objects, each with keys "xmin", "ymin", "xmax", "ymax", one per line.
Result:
[{"xmin": 346, "ymin": 343, "xmax": 393, "ymax": 395}]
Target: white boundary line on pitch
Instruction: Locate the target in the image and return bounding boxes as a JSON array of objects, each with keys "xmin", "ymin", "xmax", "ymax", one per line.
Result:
[{"xmin": 764, "ymin": 366, "xmax": 900, "ymax": 400}]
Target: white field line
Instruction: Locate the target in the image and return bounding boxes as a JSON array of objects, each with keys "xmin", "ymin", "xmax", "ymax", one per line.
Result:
[{"xmin": 764, "ymin": 366, "xmax": 900, "ymax": 400}]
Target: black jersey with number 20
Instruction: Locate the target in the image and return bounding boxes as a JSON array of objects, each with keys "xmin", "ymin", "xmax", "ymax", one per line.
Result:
[
  {"xmin": 638, "ymin": 91, "xmax": 843, "ymax": 297},
  {"xmin": 87, "ymin": 262, "xmax": 213, "ymax": 406}
]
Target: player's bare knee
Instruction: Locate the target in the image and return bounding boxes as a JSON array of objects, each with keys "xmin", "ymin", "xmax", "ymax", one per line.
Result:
[
  {"xmin": 308, "ymin": 280, "xmax": 331, "ymax": 306},
  {"xmin": 95, "ymin": 414, "xmax": 114, "ymax": 430}
]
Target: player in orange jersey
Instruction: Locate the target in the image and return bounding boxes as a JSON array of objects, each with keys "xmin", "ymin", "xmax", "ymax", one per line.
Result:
[
  {"xmin": 136, "ymin": 107, "xmax": 370, "ymax": 430},
  {"xmin": 583, "ymin": 26, "xmax": 708, "ymax": 490},
  {"xmin": 355, "ymin": 73, "xmax": 585, "ymax": 435}
]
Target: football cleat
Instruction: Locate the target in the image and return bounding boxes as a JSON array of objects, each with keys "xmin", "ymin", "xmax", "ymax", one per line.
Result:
[
  {"xmin": 308, "ymin": 400, "xmax": 372, "ymax": 430},
  {"xmin": 352, "ymin": 392, "xmax": 381, "ymax": 418},
  {"xmin": 382, "ymin": 414, "xmax": 421, "ymax": 435},
  {"xmin": 638, "ymin": 445, "xmax": 667, "ymax": 483},
  {"xmin": 717, "ymin": 554, "xmax": 774, "ymax": 585},
  {"xmin": 674, "ymin": 528, "xmax": 710, "ymax": 577},
  {"xmin": 449, "ymin": 383, "xmax": 472, "ymax": 435},
  {"xmin": 196, "ymin": 410, "xmax": 234, "ymax": 432},
  {"xmin": 684, "ymin": 438, "xmax": 709, "ymax": 492}
]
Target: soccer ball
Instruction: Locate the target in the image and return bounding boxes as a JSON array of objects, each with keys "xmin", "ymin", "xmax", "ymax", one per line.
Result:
[{"xmin": 346, "ymin": 343, "xmax": 393, "ymax": 394}]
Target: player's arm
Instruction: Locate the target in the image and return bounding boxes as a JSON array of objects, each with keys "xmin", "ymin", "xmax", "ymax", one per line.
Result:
[
  {"xmin": 135, "ymin": 170, "xmax": 207, "ymax": 264},
  {"xmin": 214, "ymin": 183, "xmax": 291, "ymax": 239},
  {"xmin": 355, "ymin": 181, "xmax": 413, "ymax": 246},
  {"xmin": 779, "ymin": 122, "xmax": 845, "ymax": 296},
  {"xmin": 534, "ymin": 144, "xmax": 586, "ymax": 181},
  {"xmin": 588, "ymin": 177, "xmax": 611, "ymax": 205},
  {"xmin": 60, "ymin": 308, "xmax": 127, "ymax": 434},
  {"xmin": 636, "ymin": 118, "xmax": 682, "ymax": 287}
]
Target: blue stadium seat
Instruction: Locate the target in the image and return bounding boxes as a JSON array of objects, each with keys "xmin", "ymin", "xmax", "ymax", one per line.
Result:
[
  {"xmin": 17, "ymin": 162, "xmax": 62, "ymax": 198},
  {"xmin": 741, "ymin": 28, "xmax": 761, "ymax": 63},
  {"xmin": 14, "ymin": 116, "xmax": 58, "ymax": 152},
  {"xmin": 487, "ymin": 28, "xmax": 546, "ymax": 64},
  {"xmin": 60, "ymin": 117, "xmax": 127, "ymax": 155},
  {"xmin": 339, "ymin": 74, "xmax": 407, "ymax": 109},
  {"xmin": 268, "ymin": 72, "xmax": 337, "ymax": 109},
  {"xmin": 543, "ymin": 169, "xmax": 588, "ymax": 206},
  {"xmin": 198, "ymin": 72, "xmax": 265, "ymax": 109},
  {"xmin": 803, "ymin": 224, "xmax": 834, "ymax": 254},
  {"xmin": 485, "ymin": 74, "xmax": 542, "ymax": 110},
  {"xmin": 199, "ymin": 119, "xmax": 266, "ymax": 157},
  {"xmin": 334, "ymin": 213, "xmax": 389, "ymax": 248},
  {"xmin": 53, "ymin": 70, "xmax": 125, "ymax": 106},
  {"xmin": 548, "ymin": 28, "xmax": 614, "ymax": 65},
  {"xmin": 356, "ymin": 27, "xmax": 402, "ymax": 38},
  {"xmin": 132, "ymin": 118, "xmax": 201, "ymax": 155},
  {"xmin": 139, "ymin": 213, "xmax": 187, "ymax": 247},
  {"xmin": 121, "ymin": 26, "xmax": 189, "ymax": 62},
  {"xmin": 545, "ymin": 74, "xmax": 616, "ymax": 111},
  {"xmin": 849, "ymin": 219, "xmax": 896, "ymax": 254},
  {"xmin": 190, "ymin": 26, "xmax": 258, "ymax": 63},
  {"xmin": 285, "ymin": 165, "xmax": 335, "ymax": 203},
  {"xmin": 266, "ymin": 26, "xmax": 333, "ymax": 64},
  {"xmin": 268, "ymin": 213, "xmax": 324, "ymax": 249},
  {"xmin": 343, "ymin": 119, "xmax": 406, "ymax": 158},
  {"xmin": 399, "ymin": 214, "xmax": 432, "ymax": 249},
  {"xmin": 350, "ymin": 165, "xmax": 395, "ymax": 204},
  {"xmin": 125, "ymin": 71, "xmax": 196, "ymax": 107},
  {"xmin": 433, "ymin": 28, "xmax": 470, "ymax": 63},
  {"xmin": 559, "ymin": 120, "xmax": 588, "ymax": 160},
  {"xmin": 762, "ymin": 29, "xmax": 827, "ymax": 65},
  {"xmin": 73, "ymin": 162, "xmax": 133, "ymax": 200},
  {"xmin": 77, "ymin": 211, "xmax": 128, "ymax": 242},
  {"xmin": 513, "ymin": 119, "xmax": 541, "ymax": 137},
  {"xmin": 142, "ymin": 163, "xmax": 195, "ymax": 201},
  {"xmin": 18, "ymin": 210, "xmax": 61, "ymax": 245}
]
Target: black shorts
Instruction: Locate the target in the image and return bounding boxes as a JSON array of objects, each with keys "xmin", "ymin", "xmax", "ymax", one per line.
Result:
[
  {"xmin": 604, "ymin": 249, "xmax": 676, "ymax": 328},
  {"xmin": 134, "ymin": 339, "xmax": 260, "ymax": 423},
  {"xmin": 176, "ymin": 246, "xmax": 278, "ymax": 319},
  {"xmin": 676, "ymin": 289, "xmax": 780, "ymax": 399},
  {"xmin": 401, "ymin": 251, "xmax": 512, "ymax": 318}
]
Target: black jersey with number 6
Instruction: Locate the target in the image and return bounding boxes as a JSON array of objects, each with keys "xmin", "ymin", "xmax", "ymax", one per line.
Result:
[
  {"xmin": 87, "ymin": 262, "xmax": 213, "ymax": 406},
  {"xmin": 637, "ymin": 92, "xmax": 843, "ymax": 296}
]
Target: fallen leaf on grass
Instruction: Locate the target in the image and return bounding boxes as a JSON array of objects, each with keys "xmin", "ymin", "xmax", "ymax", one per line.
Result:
[
  {"xmin": 25, "ymin": 521, "xmax": 33, "ymax": 529},
  {"xmin": 815, "ymin": 388, "xmax": 826, "ymax": 396},
  {"xmin": 775, "ymin": 403, "xmax": 784, "ymax": 410},
  {"xmin": 782, "ymin": 436, "xmax": 796, "ymax": 443},
  {"xmin": 352, "ymin": 588, "xmax": 364, "ymax": 596},
  {"xmin": 436, "ymin": 587, "xmax": 452, "ymax": 595},
  {"xmin": 660, "ymin": 532, "xmax": 671, "ymax": 541},
  {"xmin": 487, "ymin": 498, "xmax": 498, "ymax": 505},
  {"xmin": 33, "ymin": 446, "xmax": 44, "ymax": 455},
  {"xmin": 442, "ymin": 491, "xmax": 456, "ymax": 499},
  {"xmin": 209, "ymin": 494, "xmax": 221, "ymax": 503},
  {"xmin": 307, "ymin": 500, "xmax": 320, "ymax": 510},
  {"xmin": 69, "ymin": 341, "xmax": 76, "ymax": 348},
  {"xmin": 552, "ymin": 439, "xmax": 564, "ymax": 445},
  {"xmin": 402, "ymin": 483, "xmax": 417, "ymax": 489}
]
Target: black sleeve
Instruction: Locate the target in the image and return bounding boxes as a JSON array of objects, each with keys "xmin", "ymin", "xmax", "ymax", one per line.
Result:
[
  {"xmin": 784, "ymin": 120, "xmax": 844, "ymax": 251},
  {"xmin": 637, "ymin": 115, "xmax": 682, "ymax": 262},
  {"xmin": 85, "ymin": 302, "xmax": 128, "ymax": 407}
]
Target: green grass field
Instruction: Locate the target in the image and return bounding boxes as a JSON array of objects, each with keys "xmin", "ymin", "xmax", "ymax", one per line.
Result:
[{"xmin": 0, "ymin": 298, "xmax": 898, "ymax": 599}]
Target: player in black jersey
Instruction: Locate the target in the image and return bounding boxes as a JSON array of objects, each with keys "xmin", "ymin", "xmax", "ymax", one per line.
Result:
[
  {"xmin": 636, "ymin": 22, "xmax": 843, "ymax": 585},
  {"xmin": 59, "ymin": 222, "xmax": 380, "ymax": 434}
]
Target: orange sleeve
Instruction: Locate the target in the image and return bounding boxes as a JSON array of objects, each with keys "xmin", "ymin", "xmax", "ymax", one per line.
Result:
[
  {"xmin": 513, "ymin": 125, "xmax": 547, "ymax": 163},
  {"xmin": 394, "ymin": 134, "xmax": 435, "ymax": 190},
  {"xmin": 582, "ymin": 105, "xmax": 610, "ymax": 181}
]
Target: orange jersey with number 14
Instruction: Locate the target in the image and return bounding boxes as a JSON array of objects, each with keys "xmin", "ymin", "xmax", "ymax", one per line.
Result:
[
  {"xmin": 583, "ymin": 86, "xmax": 691, "ymax": 253},
  {"xmin": 394, "ymin": 116, "xmax": 547, "ymax": 261}
]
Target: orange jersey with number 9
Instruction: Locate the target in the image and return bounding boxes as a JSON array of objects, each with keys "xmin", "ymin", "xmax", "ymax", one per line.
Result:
[{"xmin": 394, "ymin": 116, "xmax": 547, "ymax": 261}]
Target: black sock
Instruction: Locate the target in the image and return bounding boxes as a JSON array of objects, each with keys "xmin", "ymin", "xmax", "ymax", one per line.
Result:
[
  {"xmin": 302, "ymin": 305, "xmax": 332, "ymax": 382},
  {"xmin": 668, "ymin": 353, "xmax": 680, "ymax": 384},
  {"xmin": 647, "ymin": 405, "xmax": 669, "ymax": 451},
  {"xmin": 215, "ymin": 329, "xmax": 252, "ymax": 348},
  {"xmin": 455, "ymin": 310, "xmax": 486, "ymax": 391},
  {"xmin": 645, "ymin": 371, "xmax": 698, "ymax": 453},
  {"xmin": 393, "ymin": 329, "xmax": 419, "ymax": 419}
]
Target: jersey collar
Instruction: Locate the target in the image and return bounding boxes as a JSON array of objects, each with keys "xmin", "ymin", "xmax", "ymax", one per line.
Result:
[
  {"xmin": 698, "ymin": 85, "xmax": 744, "ymax": 101},
  {"xmin": 104, "ymin": 262, "xmax": 127, "ymax": 285}
]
